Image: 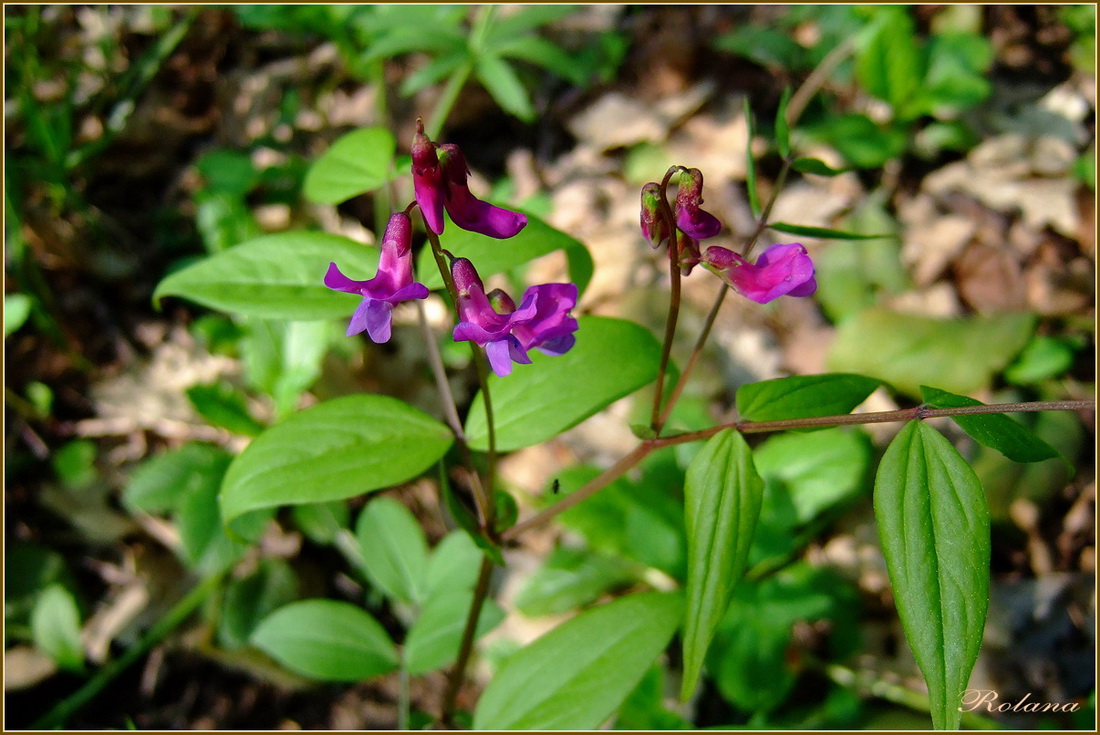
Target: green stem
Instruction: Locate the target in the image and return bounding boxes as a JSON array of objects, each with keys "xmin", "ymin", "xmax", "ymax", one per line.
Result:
[
  {"xmin": 398, "ymin": 655, "xmax": 410, "ymax": 730},
  {"xmin": 502, "ymin": 399, "xmax": 1095, "ymax": 541},
  {"xmin": 417, "ymin": 300, "xmax": 465, "ymax": 441},
  {"xmin": 423, "ymin": 225, "xmax": 496, "ymax": 533},
  {"xmin": 31, "ymin": 572, "xmax": 224, "ymax": 729},
  {"xmin": 440, "ymin": 554, "xmax": 494, "ymax": 726},
  {"xmin": 650, "ymin": 167, "xmax": 686, "ymax": 434},
  {"xmin": 657, "ymin": 284, "xmax": 728, "ymax": 428},
  {"xmin": 425, "ymin": 62, "xmax": 473, "ymax": 141},
  {"xmin": 823, "ymin": 663, "xmax": 1002, "ymax": 730}
]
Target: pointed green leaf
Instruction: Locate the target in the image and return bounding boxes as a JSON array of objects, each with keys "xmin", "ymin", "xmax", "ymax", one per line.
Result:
[
  {"xmin": 154, "ymin": 232, "xmax": 380, "ymax": 320},
  {"xmin": 251, "ymin": 599, "xmax": 398, "ymax": 681},
  {"xmin": 775, "ymin": 86, "xmax": 792, "ymax": 158},
  {"xmin": 829, "ymin": 309, "xmax": 1036, "ymax": 398},
  {"xmin": 681, "ymin": 429, "xmax": 765, "ymax": 701},
  {"xmin": 303, "ymin": 127, "xmax": 396, "ymax": 204},
  {"xmin": 874, "ymin": 421, "xmax": 990, "ymax": 730},
  {"xmin": 769, "ymin": 221, "xmax": 893, "ymax": 240},
  {"xmin": 473, "ymin": 591, "xmax": 683, "ymax": 730},
  {"xmin": 5, "ymin": 293, "xmax": 31, "ymax": 337},
  {"xmin": 919, "ymin": 386, "xmax": 1061, "ymax": 464},
  {"xmin": 737, "ymin": 373, "xmax": 881, "ymax": 422},
  {"xmin": 465, "ymin": 317, "xmax": 661, "ymax": 451},
  {"xmin": 31, "ymin": 584, "xmax": 84, "ymax": 672},
  {"xmin": 475, "ymin": 53, "xmax": 535, "ymax": 121},
  {"xmin": 492, "ymin": 36, "xmax": 588, "ymax": 84},
  {"xmin": 416, "ymin": 209, "xmax": 593, "ymax": 296},
  {"xmin": 404, "ymin": 591, "xmax": 504, "ymax": 675},
  {"xmin": 220, "ymin": 395, "xmax": 453, "ymax": 525},
  {"xmin": 792, "ymin": 157, "xmax": 849, "ymax": 176},
  {"xmin": 355, "ymin": 497, "xmax": 429, "ymax": 605},
  {"xmin": 424, "ymin": 530, "xmax": 484, "ymax": 599},
  {"xmin": 744, "ymin": 97, "xmax": 761, "ymax": 218}
]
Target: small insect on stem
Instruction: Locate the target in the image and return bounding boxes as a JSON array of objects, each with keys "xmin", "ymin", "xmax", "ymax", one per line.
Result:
[{"xmin": 551, "ymin": 479, "xmax": 560, "ymax": 494}]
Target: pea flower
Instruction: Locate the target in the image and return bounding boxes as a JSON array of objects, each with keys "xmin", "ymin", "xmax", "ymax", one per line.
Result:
[
  {"xmin": 411, "ymin": 120, "xmax": 527, "ymax": 239},
  {"xmin": 324, "ymin": 212, "xmax": 429, "ymax": 342},
  {"xmin": 673, "ymin": 168, "xmax": 722, "ymax": 240},
  {"xmin": 701, "ymin": 243, "xmax": 817, "ymax": 304},
  {"xmin": 641, "ymin": 169, "xmax": 723, "ymax": 275},
  {"xmin": 450, "ymin": 258, "xmax": 578, "ymax": 377}
]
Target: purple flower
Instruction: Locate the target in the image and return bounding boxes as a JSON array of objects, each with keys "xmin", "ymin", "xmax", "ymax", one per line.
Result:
[
  {"xmin": 701, "ymin": 243, "xmax": 817, "ymax": 304},
  {"xmin": 410, "ymin": 120, "xmax": 527, "ymax": 239},
  {"xmin": 324, "ymin": 212, "xmax": 430, "ymax": 342},
  {"xmin": 674, "ymin": 168, "xmax": 722, "ymax": 240},
  {"xmin": 438, "ymin": 145, "xmax": 527, "ymax": 239},
  {"xmin": 450, "ymin": 258, "xmax": 578, "ymax": 377},
  {"xmin": 412, "ymin": 120, "xmax": 446, "ymax": 235}
]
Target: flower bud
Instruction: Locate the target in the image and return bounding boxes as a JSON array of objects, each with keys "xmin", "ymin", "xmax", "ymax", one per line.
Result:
[
  {"xmin": 412, "ymin": 119, "xmax": 445, "ymax": 234},
  {"xmin": 640, "ymin": 182, "xmax": 669, "ymax": 249},
  {"xmin": 674, "ymin": 168, "xmax": 722, "ymax": 240}
]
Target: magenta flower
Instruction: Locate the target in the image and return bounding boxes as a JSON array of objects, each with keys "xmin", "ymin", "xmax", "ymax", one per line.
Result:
[
  {"xmin": 412, "ymin": 120, "xmax": 446, "ymax": 236},
  {"xmin": 701, "ymin": 243, "xmax": 817, "ymax": 304},
  {"xmin": 674, "ymin": 168, "xmax": 722, "ymax": 240},
  {"xmin": 450, "ymin": 258, "xmax": 578, "ymax": 377},
  {"xmin": 324, "ymin": 212, "xmax": 430, "ymax": 342},
  {"xmin": 410, "ymin": 120, "xmax": 527, "ymax": 239},
  {"xmin": 438, "ymin": 144, "xmax": 527, "ymax": 239}
]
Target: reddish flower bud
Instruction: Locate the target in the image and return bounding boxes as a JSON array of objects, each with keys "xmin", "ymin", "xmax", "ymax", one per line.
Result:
[
  {"xmin": 674, "ymin": 168, "xmax": 722, "ymax": 240},
  {"xmin": 640, "ymin": 182, "xmax": 669, "ymax": 249}
]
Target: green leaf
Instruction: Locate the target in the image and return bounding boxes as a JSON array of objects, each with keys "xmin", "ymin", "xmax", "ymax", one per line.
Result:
[
  {"xmin": 486, "ymin": 5, "xmax": 577, "ymax": 39},
  {"xmin": 218, "ymin": 558, "xmax": 299, "ymax": 649},
  {"xmin": 404, "ymin": 591, "xmax": 504, "ymax": 675},
  {"xmin": 1004, "ymin": 334, "xmax": 1078, "ymax": 385},
  {"xmin": 52, "ymin": 440, "xmax": 97, "ymax": 490},
  {"xmin": 5, "ymin": 292, "xmax": 32, "ymax": 337},
  {"xmin": 291, "ymin": 501, "xmax": 350, "ymax": 546},
  {"xmin": 714, "ymin": 26, "xmax": 804, "ymax": 69},
  {"xmin": 251, "ymin": 599, "xmax": 398, "ymax": 682},
  {"xmin": 919, "ymin": 386, "xmax": 1061, "ymax": 464},
  {"xmin": 681, "ymin": 429, "xmax": 765, "ymax": 701},
  {"xmin": 475, "ymin": 53, "xmax": 535, "ymax": 122},
  {"xmin": 514, "ymin": 546, "xmax": 638, "ymax": 617},
  {"xmin": 31, "ymin": 584, "xmax": 84, "ymax": 672},
  {"xmin": 355, "ymin": 497, "xmax": 429, "ymax": 605},
  {"xmin": 769, "ymin": 221, "xmax": 893, "ymax": 240},
  {"xmin": 828, "ymin": 309, "xmax": 1036, "ymax": 398},
  {"xmin": 492, "ymin": 36, "xmax": 589, "ymax": 85},
  {"xmin": 465, "ymin": 317, "xmax": 661, "ymax": 451},
  {"xmin": 303, "ymin": 127, "xmax": 396, "ymax": 205},
  {"xmin": 473, "ymin": 591, "xmax": 684, "ymax": 730},
  {"xmin": 753, "ymin": 428, "xmax": 873, "ymax": 526},
  {"xmin": 809, "ymin": 112, "xmax": 908, "ymax": 169},
  {"xmin": 709, "ymin": 564, "xmax": 859, "ymax": 712},
  {"xmin": 176, "ymin": 473, "xmax": 247, "ymax": 575},
  {"xmin": 123, "ymin": 444, "xmax": 233, "ymax": 514},
  {"xmin": 775, "ymin": 86, "xmax": 792, "ymax": 158},
  {"xmin": 195, "ymin": 149, "xmax": 259, "ymax": 197},
  {"xmin": 186, "ymin": 382, "xmax": 265, "ymax": 436},
  {"xmin": 220, "ymin": 395, "xmax": 453, "ymax": 525},
  {"xmin": 737, "ymin": 373, "xmax": 881, "ymax": 422},
  {"xmin": 791, "ymin": 157, "xmax": 849, "ymax": 177},
  {"xmin": 154, "ymin": 232, "xmax": 380, "ymax": 320},
  {"xmin": 744, "ymin": 98, "xmax": 762, "ymax": 218},
  {"xmin": 417, "ymin": 209, "xmax": 593, "ymax": 295},
  {"xmin": 874, "ymin": 421, "xmax": 990, "ymax": 730},
  {"xmin": 399, "ymin": 51, "xmax": 470, "ymax": 97},
  {"xmin": 856, "ymin": 7, "xmax": 922, "ymax": 115},
  {"xmin": 557, "ymin": 461, "xmax": 686, "ymax": 579},
  {"xmin": 424, "ymin": 530, "xmax": 484, "ymax": 599}
]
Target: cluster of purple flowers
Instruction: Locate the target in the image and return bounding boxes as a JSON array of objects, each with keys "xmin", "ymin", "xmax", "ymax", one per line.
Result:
[
  {"xmin": 325, "ymin": 120, "xmax": 578, "ymax": 377},
  {"xmin": 326, "ymin": 123, "xmax": 816, "ymax": 377},
  {"xmin": 641, "ymin": 168, "xmax": 817, "ymax": 304}
]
